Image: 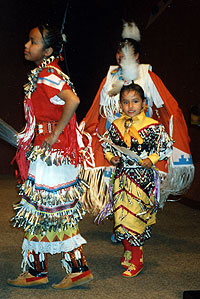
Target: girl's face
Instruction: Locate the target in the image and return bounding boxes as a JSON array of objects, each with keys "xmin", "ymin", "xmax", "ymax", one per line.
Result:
[
  {"xmin": 24, "ymin": 27, "xmax": 51, "ymax": 65},
  {"xmin": 120, "ymin": 90, "xmax": 145, "ymax": 118}
]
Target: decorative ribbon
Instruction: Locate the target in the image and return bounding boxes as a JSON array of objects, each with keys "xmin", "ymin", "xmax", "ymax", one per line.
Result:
[{"xmin": 121, "ymin": 113, "xmax": 143, "ymax": 147}]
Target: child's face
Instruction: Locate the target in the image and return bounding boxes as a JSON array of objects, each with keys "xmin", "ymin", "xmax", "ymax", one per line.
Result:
[
  {"xmin": 120, "ymin": 90, "xmax": 145, "ymax": 118},
  {"xmin": 24, "ymin": 27, "xmax": 49, "ymax": 65}
]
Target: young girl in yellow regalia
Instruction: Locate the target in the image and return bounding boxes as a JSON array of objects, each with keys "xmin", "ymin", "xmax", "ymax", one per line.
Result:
[{"xmin": 102, "ymin": 82, "xmax": 173, "ymax": 277}]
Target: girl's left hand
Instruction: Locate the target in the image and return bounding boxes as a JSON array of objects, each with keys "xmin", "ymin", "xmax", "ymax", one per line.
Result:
[{"xmin": 140, "ymin": 158, "xmax": 152, "ymax": 169}]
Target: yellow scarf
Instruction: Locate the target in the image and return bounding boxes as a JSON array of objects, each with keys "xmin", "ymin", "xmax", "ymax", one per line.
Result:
[{"xmin": 120, "ymin": 112, "xmax": 144, "ymax": 147}]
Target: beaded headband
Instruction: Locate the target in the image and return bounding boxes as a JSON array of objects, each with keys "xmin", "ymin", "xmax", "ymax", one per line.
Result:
[{"xmin": 123, "ymin": 80, "xmax": 134, "ymax": 86}]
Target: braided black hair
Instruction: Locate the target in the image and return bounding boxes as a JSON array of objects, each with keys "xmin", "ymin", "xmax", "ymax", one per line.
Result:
[{"xmin": 38, "ymin": 24, "xmax": 64, "ymax": 57}]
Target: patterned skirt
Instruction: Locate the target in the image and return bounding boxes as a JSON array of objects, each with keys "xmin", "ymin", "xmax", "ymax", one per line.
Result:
[
  {"xmin": 11, "ymin": 150, "xmax": 87, "ymax": 257},
  {"xmin": 113, "ymin": 167, "xmax": 157, "ymax": 246}
]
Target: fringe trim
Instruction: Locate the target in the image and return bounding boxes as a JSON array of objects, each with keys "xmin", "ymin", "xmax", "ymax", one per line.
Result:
[
  {"xmin": 11, "ymin": 179, "xmax": 88, "ymax": 235},
  {"xmin": 99, "ymin": 101, "xmax": 120, "ymax": 121},
  {"xmin": 78, "ymin": 167, "xmax": 108, "ymax": 214},
  {"xmin": 79, "ymin": 163, "xmax": 195, "ymax": 215},
  {"xmin": 159, "ymin": 164, "xmax": 195, "ymax": 208},
  {"xmin": 27, "ymin": 145, "xmax": 76, "ymax": 166}
]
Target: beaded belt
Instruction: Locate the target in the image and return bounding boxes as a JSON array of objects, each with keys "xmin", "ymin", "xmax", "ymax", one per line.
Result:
[{"xmin": 35, "ymin": 121, "xmax": 57, "ymax": 136}]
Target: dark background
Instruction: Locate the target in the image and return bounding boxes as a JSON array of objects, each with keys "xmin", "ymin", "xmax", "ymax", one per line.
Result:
[{"xmin": 0, "ymin": 0, "xmax": 199, "ymax": 177}]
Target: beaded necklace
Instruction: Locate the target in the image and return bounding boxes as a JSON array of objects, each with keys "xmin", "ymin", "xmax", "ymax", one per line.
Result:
[{"xmin": 23, "ymin": 55, "xmax": 76, "ymax": 98}]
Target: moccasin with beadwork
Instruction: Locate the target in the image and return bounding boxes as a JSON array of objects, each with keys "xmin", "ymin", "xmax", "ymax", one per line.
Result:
[
  {"xmin": 7, "ymin": 272, "xmax": 49, "ymax": 287},
  {"xmin": 122, "ymin": 263, "xmax": 144, "ymax": 277},
  {"xmin": 121, "ymin": 250, "xmax": 132, "ymax": 268},
  {"xmin": 52, "ymin": 270, "xmax": 93, "ymax": 289}
]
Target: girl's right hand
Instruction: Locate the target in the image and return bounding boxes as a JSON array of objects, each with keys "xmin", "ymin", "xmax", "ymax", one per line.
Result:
[
  {"xmin": 41, "ymin": 131, "xmax": 59, "ymax": 151},
  {"xmin": 140, "ymin": 158, "xmax": 152, "ymax": 169},
  {"xmin": 110, "ymin": 156, "xmax": 121, "ymax": 166}
]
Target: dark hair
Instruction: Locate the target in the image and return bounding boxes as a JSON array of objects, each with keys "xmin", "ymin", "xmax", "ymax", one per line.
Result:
[
  {"xmin": 120, "ymin": 82, "xmax": 145, "ymax": 102},
  {"xmin": 117, "ymin": 38, "xmax": 140, "ymax": 56},
  {"xmin": 38, "ymin": 24, "xmax": 64, "ymax": 57},
  {"xmin": 116, "ymin": 38, "xmax": 140, "ymax": 55}
]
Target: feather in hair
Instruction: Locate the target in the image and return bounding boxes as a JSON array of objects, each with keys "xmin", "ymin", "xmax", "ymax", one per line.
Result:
[
  {"xmin": 122, "ymin": 22, "xmax": 141, "ymax": 42},
  {"xmin": 120, "ymin": 44, "xmax": 139, "ymax": 81}
]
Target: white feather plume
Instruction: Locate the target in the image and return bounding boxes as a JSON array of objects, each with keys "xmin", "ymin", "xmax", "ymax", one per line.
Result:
[
  {"xmin": 120, "ymin": 44, "xmax": 139, "ymax": 82},
  {"xmin": 122, "ymin": 22, "xmax": 141, "ymax": 42}
]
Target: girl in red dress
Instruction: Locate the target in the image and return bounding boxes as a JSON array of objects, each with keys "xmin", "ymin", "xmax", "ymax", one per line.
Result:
[{"xmin": 7, "ymin": 24, "xmax": 93, "ymax": 289}]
